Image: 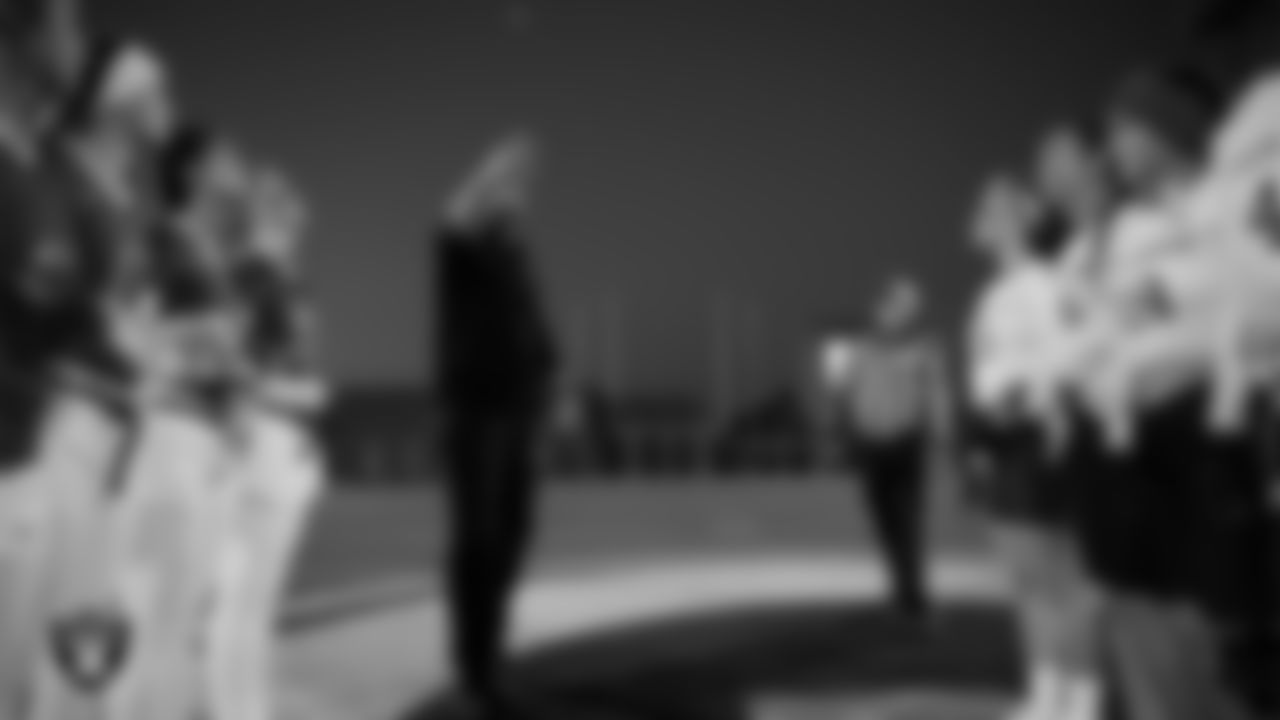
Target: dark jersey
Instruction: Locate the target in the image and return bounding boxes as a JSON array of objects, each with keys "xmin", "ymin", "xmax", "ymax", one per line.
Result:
[
  {"xmin": 0, "ymin": 147, "xmax": 101, "ymax": 376},
  {"xmin": 39, "ymin": 146, "xmax": 161, "ymax": 384},
  {"xmin": 0, "ymin": 145, "xmax": 111, "ymax": 465},
  {"xmin": 233, "ymin": 256, "xmax": 316, "ymax": 376},
  {"xmin": 151, "ymin": 220, "xmax": 316, "ymax": 375},
  {"xmin": 435, "ymin": 217, "xmax": 557, "ymax": 413}
]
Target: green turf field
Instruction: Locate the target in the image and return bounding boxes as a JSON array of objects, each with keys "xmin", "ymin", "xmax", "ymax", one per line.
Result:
[
  {"xmin": 289, "ymin": 476, "xmax": 987, "ymax": 599},
  {"xmin": 283, "ymin": 478, "xmax": 1009, "ymax": 720}
]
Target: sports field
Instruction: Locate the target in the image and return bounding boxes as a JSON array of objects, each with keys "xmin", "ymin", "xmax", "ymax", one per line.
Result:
[
  {"xmin": 289, "ymin": 475, "xmax": 988, "ymax": 600},
  {"xmin": 280, "ymin": 477, "xmax": 1018, "ymax": 720}
]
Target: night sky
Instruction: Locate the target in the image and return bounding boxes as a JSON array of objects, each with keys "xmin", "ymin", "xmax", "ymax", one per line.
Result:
[{"xmin": 98, "ymin": 0, "xmax": 1202, "ymax": 395}]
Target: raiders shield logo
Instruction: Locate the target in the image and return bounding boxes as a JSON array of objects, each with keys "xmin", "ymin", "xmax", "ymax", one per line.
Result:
[{"xmin": 48, "ymin": 607, "xmax": 133, "ymax": 693}]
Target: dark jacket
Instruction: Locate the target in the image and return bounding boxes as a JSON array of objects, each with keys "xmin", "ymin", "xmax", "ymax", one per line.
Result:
[{"xmin": 434, "ymin": 217, "xmax": 557, "ymax": 414}]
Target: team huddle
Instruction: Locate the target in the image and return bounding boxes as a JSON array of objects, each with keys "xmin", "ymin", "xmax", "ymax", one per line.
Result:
[
  {"xmin": 0, "ymin": 3, "xmax": 327, "ymax": 720},
  {"xmin": 967, "ymin": 64, "xmax": 1280, "ymax": 720}
]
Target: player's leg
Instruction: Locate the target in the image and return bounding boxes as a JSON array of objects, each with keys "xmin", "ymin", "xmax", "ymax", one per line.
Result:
[
  {"xmin": 443, "ymin": 408, "xmax": 515, "ymax": 704},
  {"xmin": 488, "ymin": 411, "xmax": 538, "ymax": 656},
  {"xmin": 202, "ymin": 528, "xmax": 254, "ymax": 720},
  {"xmin": 1194, "ymin": 397, "xmax": 1278, "ymax": 717},
  {"xmin": 234, "ymin": 412, "xmax": 324, "ymax": 720},
  {"xmin": 0, "ymin": 381, "xmax": 64, "ymax": 720},
  {"xmin": 26, "ymin": 395, "xmax": 141, "ymax": 720},
  {"xmin": 967, "ymin": 412, "xmax": 1080, "ymax": 712},
  {"xmin": 117, "ymin": 411, "xmax": 229, "ymax": 720},
  {"xmin": 0, "ymin": 467, "xmax": 53, "ymax": 720},
  {"xmin": 1030, "ymin": 412, "xmax": 1106, "ymax": 720},
  {"xmin": 857, "ymin": 435, "xmax": 931, "ymax": 618},
  {"xmin": 1098, "ymin": 388, "xmax": 1245, "ymax": 720}
]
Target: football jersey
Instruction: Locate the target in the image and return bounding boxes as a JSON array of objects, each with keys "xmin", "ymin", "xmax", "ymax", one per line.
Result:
[
  {"xmin": 967, "ymin": 262, "xmax": 1071, "ymax": 417},
  {"xmin": 1211, "ymin": 70, "xmax": 1280, "ymax": 173},
  {"xmin": 844, "ymin": 333, "xmax": 936, "ymax": 440}
]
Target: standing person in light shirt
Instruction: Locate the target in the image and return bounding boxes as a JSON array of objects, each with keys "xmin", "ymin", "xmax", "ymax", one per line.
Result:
[{"xmin": 838, "ymin": 274, "xmax": 951, "ymax": 623}]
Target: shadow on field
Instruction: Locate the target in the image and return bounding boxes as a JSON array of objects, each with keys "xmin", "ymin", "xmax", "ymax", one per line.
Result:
[{"xmin": 402, "ymin": 602, "xmax": 1019, "ymax": 720}]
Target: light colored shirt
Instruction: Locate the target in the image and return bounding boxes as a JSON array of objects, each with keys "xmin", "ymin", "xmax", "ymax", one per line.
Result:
[
  {"xmin": 845, "ymin": 334, "xmax": 939, "ymax": 440},
  {"xmin": 1077, "ymin": 183, "xmax": 1280, "ymax": 440},
  {"xmin": 817, "ymin": 337, "xmax": 861, "ymax": 394},
  {"xmin": 967, "ymin": 263, "xmax": 1069, "ymax": 417},
  {"xmin": 1211, "ymin": 71, "xmax": 1280, "ymax": 173}
]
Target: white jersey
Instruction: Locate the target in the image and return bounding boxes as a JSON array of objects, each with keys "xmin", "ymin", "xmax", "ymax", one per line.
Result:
[
  {"xmin": 1075, "ymin": 195, "xmax": 1212, "ymax": 433},
  {"xmin": 967, "ymin": 262, "xmax": 1072, "ymax": 418},
  {"xmin": 1079, "ymin": 178, "xmax": 1280, "ymax": 438},
  {"xmin": 1211, "ymin": 71, "xmax": 1280, "ymax": 174}
]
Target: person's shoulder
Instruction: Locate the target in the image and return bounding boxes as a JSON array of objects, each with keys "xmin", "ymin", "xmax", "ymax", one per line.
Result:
[
  {"xmin": 1108, "ymin": 201, "xmax": 1183, "ymax": 260},
  {"xmin": 978, "ymin": 265, "xmax": 1064, "ymax": 327},
  {"xmin": 970, "ymin": 272, "xmax": 1016, "ymax": 324},
  {"xmin": 994, "ymin": 263, "xmax": 1059, "ymax": 299},
  {"xmin": 1212, "ymin": 70, "xmax": 1280, "ymax": 169}
]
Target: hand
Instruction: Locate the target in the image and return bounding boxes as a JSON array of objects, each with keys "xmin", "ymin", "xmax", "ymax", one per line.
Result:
[
  {"xmin": 249, "ymin": 167, "xmax": 308, "ymax": 263},
  {"xmin": 250, "ymin": 374, "xmax": 329, "ymax": 416},
  {"xmin": 445, "ymin": 131, "xmax": 540, "ymax": 229}
]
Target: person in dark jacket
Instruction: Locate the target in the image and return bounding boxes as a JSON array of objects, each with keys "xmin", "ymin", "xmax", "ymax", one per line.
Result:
[{"xmin": 434, "ymin": 131, "xmax": 557, "ymax": 716}]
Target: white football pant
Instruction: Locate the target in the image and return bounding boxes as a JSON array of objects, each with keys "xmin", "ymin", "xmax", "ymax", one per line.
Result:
[{"xmin": 204, "ymin": 408, "xmax": 324, "ymax": 720}]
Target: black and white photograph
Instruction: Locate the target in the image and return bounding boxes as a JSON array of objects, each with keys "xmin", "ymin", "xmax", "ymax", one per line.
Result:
[{"xmin": 0, "ymin": 0, "xmax": 1275, "ymax": 718}]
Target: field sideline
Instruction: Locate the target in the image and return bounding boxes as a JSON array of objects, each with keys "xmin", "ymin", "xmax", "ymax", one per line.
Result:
[
  {"xmin": 278, "ymin": 476, "xmax": 1006, "ymax": 720},
  {"xmin": 288, "ymin": 475, "xmax": 988, "ymax": 602}
]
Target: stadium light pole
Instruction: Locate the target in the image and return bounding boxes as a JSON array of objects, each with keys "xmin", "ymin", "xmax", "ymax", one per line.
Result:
[
  {"xmin": 708, "ymin": 290, "xmax": 738, "ymax": 472},
  {"xmin": 610, "ymin": 293, "xmax": 628, "ymax": 396}
]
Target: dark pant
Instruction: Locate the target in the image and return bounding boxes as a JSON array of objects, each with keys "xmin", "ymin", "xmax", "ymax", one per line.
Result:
[
  {"xmin": 1078, "ymin": 390, "xmax": 1280, "ymax": 719},
  {"xmin": 1195, "ymin": 422, "xmax": 1279, "ymax": 716},
  {"xmin": 849, "ymin": 432, "xmax": 929, "ymax": 614},
  {"xmin": 442, "ymin": 408, "xmax": 540, "ymax": 697}
]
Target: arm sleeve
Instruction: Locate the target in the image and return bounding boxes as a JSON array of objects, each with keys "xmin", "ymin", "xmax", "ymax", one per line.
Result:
[{"xmin": 967, "ymin": 287, "xmax": 1021, "ymax": 414}]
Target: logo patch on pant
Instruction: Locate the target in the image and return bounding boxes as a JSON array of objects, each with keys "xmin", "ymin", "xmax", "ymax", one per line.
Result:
[{"xmin": 48, "ymin": 608, "xmax": 132, "ymax": 693}]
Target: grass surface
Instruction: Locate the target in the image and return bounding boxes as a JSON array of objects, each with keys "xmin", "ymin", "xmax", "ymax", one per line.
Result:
[
  {"xmin": 408, "ymin": 602, "xmax": 1018, "ymax": 720},
  {"xmin": 284, "ymin": 477, "xmax": 1009, "ymax": 720},
  {"xmin": 288, "ymin": 475, "xmax": 988, "ymax": 598}
]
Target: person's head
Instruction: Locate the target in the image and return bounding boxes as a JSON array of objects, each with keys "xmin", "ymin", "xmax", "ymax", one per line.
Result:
[
  {"xmin": 0, "ymin": 0, "xmax": 85, "ymax": 136},
  {"xmin": 157, "ymin": 122, "xmax": 249, "ymax": 270},
  {"xmin": 244, "ymin": 165, "xmax": 309, "ymax": 270},
  {"xmin": 1034, "ymin": 121, "xmax": 1117, "ymax": 230},
  {"xmin": 483, "ymin": 129, "xmax": 540, "ymax": 213},
  {"xmin": 1106, "ymin": 68, "xmax": 1217, "ymax": 199},
  {"xmin": 60, "ymin": 38, "xmax": 176, "ymax": 155},
  {"xmin": 162, "ymin": 123, "xmax": 251, "ymax": 213},
  {"xmin": 1105, "ymin": 111, "xmax": 1191, "ymax": 200},
  {"xmin": 871, "ymin": 274, "xmax": 924, "ymax": 333},
  {"xmin": 968, "ymin": 172, "xmax": 1044, "ymax": 264}
]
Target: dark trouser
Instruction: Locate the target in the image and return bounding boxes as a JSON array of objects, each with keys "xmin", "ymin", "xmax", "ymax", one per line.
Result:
[
  {"xmin": 848, "ymin": 431, "xmax": 929, "ymax": 615},
  {"xmin": 442, "ymin": 407, "xmax": 540, "ymax": 698},
  {"xmin": 1078, "ymin": 390, "xmax": 1278, "ymax": 720},
  {"xmin": 1194, "ymin": 420, "xmax": 1279, "ymax": 717}
]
